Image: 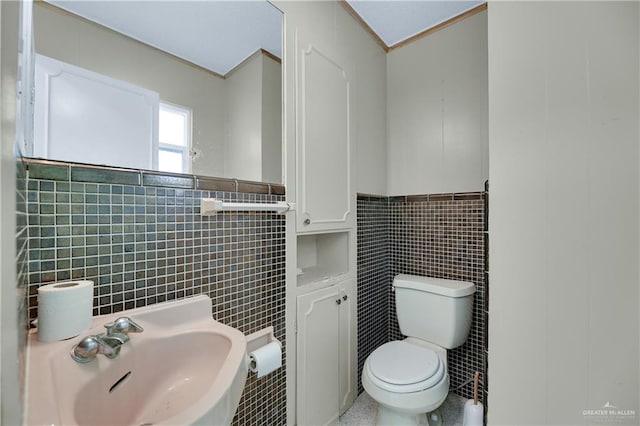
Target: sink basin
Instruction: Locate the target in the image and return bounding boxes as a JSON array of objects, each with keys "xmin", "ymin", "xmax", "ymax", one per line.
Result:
[{"xmin": 27, "ymin": 295, "xmax": 248, "ymax": 425}]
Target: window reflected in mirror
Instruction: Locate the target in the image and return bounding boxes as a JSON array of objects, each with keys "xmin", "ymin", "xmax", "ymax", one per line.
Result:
[{"xmin": 159, "ymin": 103, "xmax": 191, "ymax": 174}]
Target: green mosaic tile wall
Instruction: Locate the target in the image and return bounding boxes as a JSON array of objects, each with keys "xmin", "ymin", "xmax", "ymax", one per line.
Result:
[{"xmin": 26, "ymin": 160, "xmax": 287, "ymax": 425}]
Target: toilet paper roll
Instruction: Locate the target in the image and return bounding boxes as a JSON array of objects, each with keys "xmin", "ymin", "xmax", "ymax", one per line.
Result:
[
  {"xmin": 462, "ymin": 400, "xmax": 484, "ymax": 426},
  {"xmin": 37, "ymin": 280, "xmax": 93, "ymax": 342},
  {"xmin": 248, "ymin": 341, "xmax": 282, "ymax": 378}
]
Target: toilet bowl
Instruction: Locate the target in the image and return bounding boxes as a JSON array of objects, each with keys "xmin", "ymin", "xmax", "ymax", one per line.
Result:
[
  {"xmin": 362, "ymin": 274, "xmax": 475, "ymax": 425},
  {"xmin": 362, "ymin": 339, "xmax": 449, "ymax": 425}
]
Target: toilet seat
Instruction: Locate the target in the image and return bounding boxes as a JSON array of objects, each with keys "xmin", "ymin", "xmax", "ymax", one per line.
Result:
[{"xmin": 365, "ymin": 341, "xmax": 445, "ymax": 393}]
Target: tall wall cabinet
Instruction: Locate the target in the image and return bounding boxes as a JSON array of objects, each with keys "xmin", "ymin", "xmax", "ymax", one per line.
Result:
[
  {"xmin": 283, "ymin": 9, "xmax": 358, "ymax": 424},
  {"xmin": 295, "ymin": 43, "xmax": 354, "ymax": 233}
]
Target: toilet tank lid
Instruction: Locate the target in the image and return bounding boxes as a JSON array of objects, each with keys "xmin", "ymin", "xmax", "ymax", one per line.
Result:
[{"xmin": 393, "ymin": 274, "xmax": 475, "ymax": 297}]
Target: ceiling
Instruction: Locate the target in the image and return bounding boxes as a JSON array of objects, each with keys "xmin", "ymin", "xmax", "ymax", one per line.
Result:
[
  {"xmin": 45, "ymin": 1, "xmax": 485, "ymax": 76},
  {"xmin": 46, "ymin": 0, "xmax": 283, "ymax": 76},
  {"xmin": 347, "ymin": 1, "xmax": 484, "ymax": 47}
]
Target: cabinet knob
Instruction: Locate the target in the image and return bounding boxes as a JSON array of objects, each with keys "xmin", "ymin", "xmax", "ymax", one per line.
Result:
[
  {"xmin": 335, "ymin": 299, "xmax": 342, "ymax": 305},
  {"xmin": 304, "ymin": 218, "xmax": 311, "ymax": 225}
]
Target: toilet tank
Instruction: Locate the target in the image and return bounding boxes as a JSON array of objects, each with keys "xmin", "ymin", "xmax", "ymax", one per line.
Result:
[{"xmin": 394, "ymin": 274, "xmax": 475, "ymax": 349}]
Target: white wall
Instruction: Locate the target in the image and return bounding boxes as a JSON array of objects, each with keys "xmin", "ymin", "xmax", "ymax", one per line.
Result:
[
  {"xmin": 225, "ymin": 52, "xmax": 282, "ymax": 183},
  {"xmin": 387, "ymin": 11, "xmax": 487, "ymax": 195},
  {"xmin": 1, "ymin": 1, "xmax": 23, "ymax": 424},
  {"xmin": 225, "ymin": 53, "xmax": 263, "ymax": 182},
  {"xmin": 488, "ymin": 2, "xmax": 639, "ymax": 424},
  {"xmin": 262, "ymin": 55, "xmax": 283, "ymax": 184},
  {"xmin": 353, "ymin": 18, "xmax": 387, "ymax": 196}
]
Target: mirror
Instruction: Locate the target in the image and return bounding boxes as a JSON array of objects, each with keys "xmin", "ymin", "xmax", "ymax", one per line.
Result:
[{"xmin": 28, "ymin": 0, "xmax": 283, "ymax": 184}]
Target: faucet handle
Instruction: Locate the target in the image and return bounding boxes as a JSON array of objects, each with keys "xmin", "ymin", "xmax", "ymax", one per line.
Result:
[
  {"xmin": 104, "ymin": 322, "xmax": 116, "ymax": 335},
  {"xmin": 71, "ymin": 335, "xmax": 115, "ymax": 363},
  {"xmin": 105, "ymin": 316, "xmax": 144, "ymax": 335}
]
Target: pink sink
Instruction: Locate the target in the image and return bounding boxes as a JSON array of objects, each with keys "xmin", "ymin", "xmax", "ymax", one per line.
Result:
[{"xmin": 27, "ymin": 296, "xmax": 248, "ymax": 426}]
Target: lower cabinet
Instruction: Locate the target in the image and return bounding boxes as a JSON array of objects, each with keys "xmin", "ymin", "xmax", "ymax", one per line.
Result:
[{"xmin": 296, "ymin": 282, "xmax": 354, "ymax": 425}]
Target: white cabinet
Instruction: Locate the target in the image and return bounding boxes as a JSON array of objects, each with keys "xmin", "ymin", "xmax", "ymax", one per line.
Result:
[
  {"xmin": 296, "ymin": 282, "xmax": 355, "ymax": 425},
  {"xmin": 337, "ymin": 284, "xmax": 354, "ymax": 415},
  {"xmin": 295, "ymin": 39, "xmax": 354, "ymax": 233},
  {"xmin": 286, "ymin": 14, "xmax": 358, "ymax": 426}
]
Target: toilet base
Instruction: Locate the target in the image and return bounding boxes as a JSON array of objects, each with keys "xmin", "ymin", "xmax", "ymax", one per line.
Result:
[{"xmin": 376, "ymin": 404, "xmax": 428, "ymax": 425}]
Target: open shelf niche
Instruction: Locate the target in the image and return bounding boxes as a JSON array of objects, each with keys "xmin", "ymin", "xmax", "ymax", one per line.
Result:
[{"xmin": 296, "ymin": 231, "xmax": 349, "ymax": 286}]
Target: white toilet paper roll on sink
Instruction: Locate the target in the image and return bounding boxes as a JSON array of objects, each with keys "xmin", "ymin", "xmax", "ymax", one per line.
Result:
[{"xmin": 37, "ymin": 280, "xmax": 93, "ymax": 342}]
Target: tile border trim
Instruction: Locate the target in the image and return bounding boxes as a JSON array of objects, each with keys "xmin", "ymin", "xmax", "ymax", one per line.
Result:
[
  {"xmin": 358, "ymin": 191, "xmax": 484, "ymax": 202},
  {"xmin": 24, "ymin": 158, "xmax": 286, "ymax": 195}
]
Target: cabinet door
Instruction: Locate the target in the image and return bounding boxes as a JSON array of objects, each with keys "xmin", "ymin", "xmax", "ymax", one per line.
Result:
[
  {"xmin": 295, "ymin": 39, "xmax": 354, "ymax": 233},
  {"xmin": 338, "ymin": 287, "xmax": 355, "ymax": 415},
  {"xmin": 297, "ymin": 286, "xmax": 341, "ymax": 426}
]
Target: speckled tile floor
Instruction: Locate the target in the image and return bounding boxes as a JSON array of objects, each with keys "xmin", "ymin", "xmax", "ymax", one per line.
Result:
[{"xmin": 338, "ymin": 392, "xmax": 468, "ymax": 426}]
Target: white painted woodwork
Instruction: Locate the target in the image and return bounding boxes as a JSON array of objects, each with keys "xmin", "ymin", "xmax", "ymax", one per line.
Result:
[
  {"xmin": 338, "ymin": 287, "xmax": 354, "ymax": 414},
  {"xmin": 297, "ymin": 286, "xmax": 340, "ymax": 426},
  {"xmin": 278, "ymin": 2, "xmax": 376, "ymax": 422},
  {"xmin": 296, "ymin": 41, "xmax": 353, "ymax": 232},
  {"xmin": 34, "ymin": 54, "xmax": 159, "ymax": 169},
  {"xmin": 296, "ymin": 282, "xmax": 354, "ymax": 426}
]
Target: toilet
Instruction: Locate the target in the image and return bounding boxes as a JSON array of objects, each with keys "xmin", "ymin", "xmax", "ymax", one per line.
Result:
[{"xmin": 362, "ymin": 274, "xmax": 475, "ymax": 425}]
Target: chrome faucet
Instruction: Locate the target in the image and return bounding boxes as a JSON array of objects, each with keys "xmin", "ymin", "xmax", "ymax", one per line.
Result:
[
  {"xmin": 104, "ymin": 316, "xmax": 144, "ymax": 335},
  {"xmin": 71, "ymin": 335, "xmax": 118, "ymax": 362},
  {"xmin": 70, "ymin": 317, "xmax": 143, "ymax": 363}
]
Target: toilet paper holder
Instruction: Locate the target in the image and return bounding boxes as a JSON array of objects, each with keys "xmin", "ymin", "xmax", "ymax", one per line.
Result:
[
  {"xmin": 246, "ymin": 326, "xmax": 282, "ymax": 372},
  {"xmin": 246, "ymin": 326, "xmax": 280, "ymax": 354}
]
